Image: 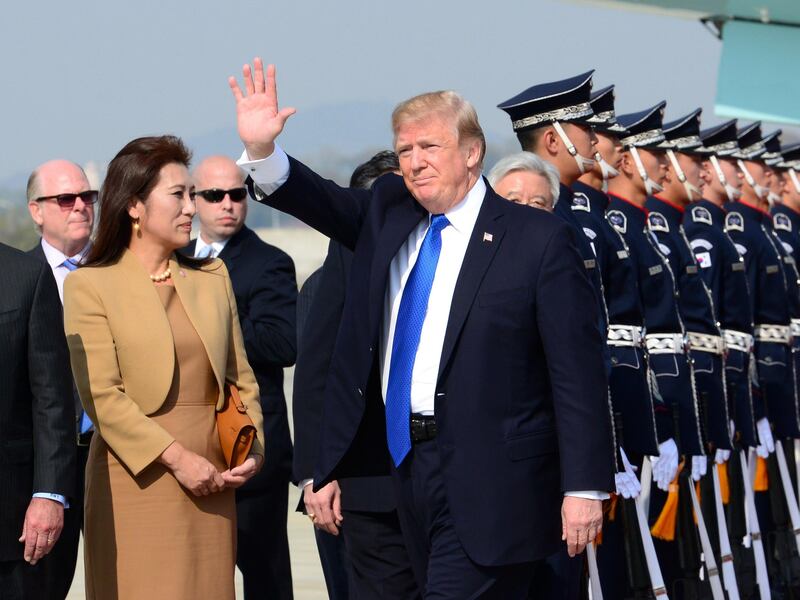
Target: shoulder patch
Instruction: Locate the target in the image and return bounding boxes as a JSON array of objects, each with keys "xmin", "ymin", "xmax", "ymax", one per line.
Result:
[
  {"xmin": 582, "ymin": 227, "xmax": 597, "ymax": 241},
  {"xmin": 696, "ymin": 251, "xmax": 712, "ymax": 269},
  {"xmin": 657, "ymin": 242, "xmax": 672, "ymax": 256},
  {"xmin": 725, "ymin": 212, "xmax": 744, "ymax": 232},
  {"xmin": 734, "ymin": 243, "xmax": 747, "ymax": 257},
  {"xmin": 571, "ymin": 193, "xmax": 591, "ymax": 212},
  {"xmin": 607, "ymin": 210, "xmax": 627, "ymax": 234},
  {"xmin": 774, "ymin": 213, "xmax": 792, "ymax": 232},
  {"xmin": 782, "ymin": 241, "xmax": 794, "ymax": 255},
  {"xmin": 691, "ymin": 205, "xmax": 713, "ymax": 226},
  {"xmin": 647, "ymin": 211, "xmax": 670, "ymax": 233}
]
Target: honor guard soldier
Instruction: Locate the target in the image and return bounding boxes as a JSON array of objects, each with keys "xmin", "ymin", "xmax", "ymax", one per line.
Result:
[
  {"xmin": 646, "ymin": 109, "xmax": 732, "ymax": 465},
  {"xmin": 647, "ymin": 109, "xmax": 739, "ymax": 597},
  {"xmin": 688, "ymin": 119, "xmax": 762, "ymax": 597},
  {"xmin": 773, "ymin": 143, "xmax": 800, "ymax": 448},
  {"xmin": 498, "ymin": 72, "xmax": 615, "ymax": 600},
  {"xmin": 497, "ymin": 71, "xmax": 608, "ymax": 340},
  {"xmin": 690, "ymin": 119, "xmax": 758, "ymax": 450},
  {"xmin": 574, "ymin": 85, "xmax": 667, "ymax": 600},
  {"xmin": 607, "ymin": 102, "xmax": 708, "ymax": 596},
  {"xmin": 728, "ymin": 124, "xmax": 800, "ymax": 596},
  {"xmin": 729, "ymin": 123, "xmax": 800, "ymax": 441}
]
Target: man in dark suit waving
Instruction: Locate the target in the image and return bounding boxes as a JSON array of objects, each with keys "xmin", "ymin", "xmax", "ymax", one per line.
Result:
[
  {"xmin": 229, "ymin": 59, "xmax": 614, "ymax": 597},
  {"xmin": 0, "ymin": 242, "xmax": 76, "ymax": 599},
  {"xmin": 185, "ymin": 155, "xmax": 298, "ymax": 600}
]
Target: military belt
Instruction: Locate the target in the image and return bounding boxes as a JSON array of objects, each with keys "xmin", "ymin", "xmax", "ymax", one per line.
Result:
[
  {"xmin": 607, "ymin": 324, "xmax": 644, "ymax": 347},
  {"xmin": 722, "ymin": 329, "xmax": 753, "ymax": 353},
  {"xmin": 792, "ymin": 318, "xmax": 800, "ymax": 338},
  {"xmin": 754, "ymin": 324, "xmax": 792, "ymax": 345},
  {"xmin": 645, "ymin": 333, "xmax": 687, "ymax": 354},
  {"xmin": 687, "ymin": 331, "xmax": 725, "ymax": 355}
]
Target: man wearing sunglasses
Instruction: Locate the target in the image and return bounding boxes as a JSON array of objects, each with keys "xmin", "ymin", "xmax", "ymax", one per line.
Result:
[
  {"xmin": 24, "ymin": 159, "xmax": 95, "ymax": 599},
  {"xmin": 186, "ymin": 155, "xmax": 298, "ymax": 600}
]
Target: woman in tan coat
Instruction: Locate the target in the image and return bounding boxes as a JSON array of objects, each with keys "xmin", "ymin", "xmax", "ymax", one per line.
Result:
[{"xmin": 63, "ymin": 135, "xmax": 265, "ymax": 599}]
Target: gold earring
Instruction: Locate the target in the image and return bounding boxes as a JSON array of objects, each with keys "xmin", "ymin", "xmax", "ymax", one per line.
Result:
[{"xmin": 133, "ymin": 218, "xmax": 140, "ymax": 233}]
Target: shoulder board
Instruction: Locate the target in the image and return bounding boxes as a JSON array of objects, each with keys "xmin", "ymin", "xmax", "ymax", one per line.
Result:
[
  {"xmin": 725, "ymin": 212, "xmax": 744, "ymax": 233},
  {"xmin": 774, "ymin": 213, "xmax": 792, "ymax": 232},
  {"xmin": 571, "ymin": 192, "xmax": 591, "ymax": 212},
  {"xmin": 691, "ymin": 206, "xmax": 712, "ymax": 226},
  {"xmin": 607, "ymin": 210, "xmax": 627, "ymax": 234},
  {"xmin": 647, "ymin": 211, "xmax": 670, "ymax": 233}
]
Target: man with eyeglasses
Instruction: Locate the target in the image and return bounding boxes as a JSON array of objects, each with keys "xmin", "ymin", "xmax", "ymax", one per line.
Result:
[
  {"xmin": 185, "ymin": 154, "xmax": 298, "ymax": 600},
  {"xmin": 24, "ymin": 159, "xmax": 94, "ymax": 599}
]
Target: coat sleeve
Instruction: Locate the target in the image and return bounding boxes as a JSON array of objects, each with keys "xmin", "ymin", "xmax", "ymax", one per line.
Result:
[
  {"xmin": 535, "ymin": 222, "xmax": 615, "ymax": 492},
  {"xmin": 222, "ymin": 266, "xmax": 265, "ymax": 458},
  {"xmin": 63, "ymin": 273, "xmax": 174, "ymax": 476},
  {"xmin": 28, "ymin": 262, "xmax": 77, "ymax": 499},
  {"xmin": 252, "ymin": 156, "xmax": 373, "ymax": 252}
]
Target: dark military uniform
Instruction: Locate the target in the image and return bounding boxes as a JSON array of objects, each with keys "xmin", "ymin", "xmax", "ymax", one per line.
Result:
[{"xmin": 684, "ymin": 199, "xmax": 758, "ymax": 446}]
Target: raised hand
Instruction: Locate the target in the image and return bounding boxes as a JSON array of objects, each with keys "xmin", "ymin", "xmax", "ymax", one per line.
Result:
[{"xmin": 229, "ymin": 57, "xmax": 296, "ymax": 161}]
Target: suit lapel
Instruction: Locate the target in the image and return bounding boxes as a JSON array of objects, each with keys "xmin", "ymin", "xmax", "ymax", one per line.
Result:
[
  {"xmin": 217, "ymin": 227, "xmax": 246, "ymax": 275},
  {"xmin": 437, "ymin": 191, "xmax": 506, "ymax": 381},
  {"xmin": 367, "ymin": 199, "xmax": 428, "ymax": 335}
]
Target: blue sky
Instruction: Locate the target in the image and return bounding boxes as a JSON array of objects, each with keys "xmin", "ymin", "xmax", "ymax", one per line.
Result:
[{"xmin": 0, "ymin": 0, "xmax": 785, "ymax": 183}]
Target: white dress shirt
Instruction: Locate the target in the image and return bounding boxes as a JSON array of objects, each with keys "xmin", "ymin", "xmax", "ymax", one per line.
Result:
[
  {"xmin": 238, "ymin": 146, "xmax": 606, "ymax": 501},
  {"xmin": 40, "ymin": 238, "xmax": 90, "ymax": 303},
  {"xmin": 194, "ymin": 234, "xmax": 230, "ymax": 258}
]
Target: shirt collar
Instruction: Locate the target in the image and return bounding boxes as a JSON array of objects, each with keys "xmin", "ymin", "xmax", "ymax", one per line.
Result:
[
  {"xmin": 439, "ymin": 176, "xmax": 486, "ymax": 234},
  {"xmin": 195, "ymin": 234, "xmax": 231, "ymax": 257},
  {"xmin": 40, "ymin": 237, "xmax": 91, "ymax": 268}
]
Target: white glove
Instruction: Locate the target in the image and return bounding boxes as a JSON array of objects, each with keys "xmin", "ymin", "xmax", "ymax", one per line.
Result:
[
  {"xmin": 649, "ymin": 438, "xmax": 679, "ymax": 492},
  {"xmin": 615, "ymin": 447, "xmax": 642, "ymax": 499},
  {"xmin": 714, "ymin": 448, "xmax": 731, "ymax": 464},
  {"xmin": 756, "ymin": 417, "xmax": 775, "ymax": 458},
  {"xmin": 691, "ymin": 455, "xmax": 708, "ymax": 481}
]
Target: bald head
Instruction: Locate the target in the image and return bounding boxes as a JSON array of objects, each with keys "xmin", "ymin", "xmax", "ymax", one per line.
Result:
[
  {"xmin": 193, "ymin": 155, "xmax": 248, "ymax": 242},
  {"xmin": 27, "ymin": 159, "xmax": 94, "ymax": 256},
  {"xmin": 27, "ymin": 160, "xmax": 89, "ymax": 203}
]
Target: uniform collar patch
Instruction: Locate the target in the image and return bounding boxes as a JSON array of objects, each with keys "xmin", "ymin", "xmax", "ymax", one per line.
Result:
[
  {"xmin": 725, "ymin": 212, "xmax": 744, "ymax": 232},
  {"xmin": 691, "ymin": 205, "xmax": 712, "ymax": 226},
  {"xmin": 774, "ymin": 213, "xmax": 792, "ymax": 232},
  {"xmin": 571, "ymin": 192, "xmax": 591, "ymax": 212},
  {"xmin": 607, "ymin": 210, "xmax": 627, "ymax": 233},
  {"xmin": 647, "ymin": 211, "xmax": 670, "ymax": 233}
]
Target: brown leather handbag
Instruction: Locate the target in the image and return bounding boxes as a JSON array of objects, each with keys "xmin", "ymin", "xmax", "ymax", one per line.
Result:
[{"xmin": 217, "ymin": 383, "xmax": 257, "ymax": 469}]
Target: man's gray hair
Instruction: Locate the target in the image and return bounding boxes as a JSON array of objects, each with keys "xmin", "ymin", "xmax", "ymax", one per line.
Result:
[{"xmin": 487, "ymin": 152, "xmax": 561, "ymax": 206}]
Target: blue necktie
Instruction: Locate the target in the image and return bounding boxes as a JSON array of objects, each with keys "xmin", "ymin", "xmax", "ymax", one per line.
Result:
[
  {"xmin": 62, "ymin": 259, "xmax": 94, "ymax": 434},
  {"xmin": 385, "ymin": 214, "xmax": 450, "ymax": 466}
]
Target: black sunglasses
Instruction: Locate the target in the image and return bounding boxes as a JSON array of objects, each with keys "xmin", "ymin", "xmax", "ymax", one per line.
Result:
[
  {"xmin": 195, "ymin": 187, "xmax": 249, "ymax": 203},
  {"xmin": 35, "ymin": 190, "xmax": 99, "ymax": 210}
]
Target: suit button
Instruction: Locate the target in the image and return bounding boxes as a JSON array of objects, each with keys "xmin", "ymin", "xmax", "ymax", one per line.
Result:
[
  {"xmin": 369, "ymin": 346, "xmax": 373, "ymax": 353},
  {"xmin": 357, "ymin": 388, "xmax": 363, "ymax": 396}
]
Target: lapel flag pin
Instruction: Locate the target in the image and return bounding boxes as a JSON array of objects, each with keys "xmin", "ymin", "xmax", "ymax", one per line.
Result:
[{"xmin": 483, "ymin": 232, "xmax": 493, "ymax": 243}]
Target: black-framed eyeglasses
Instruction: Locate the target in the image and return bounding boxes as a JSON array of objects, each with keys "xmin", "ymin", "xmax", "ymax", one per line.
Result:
[
  {"xmin": 195, "ymin": 187, "xmax": 249, "ymax": 203},
  {"xmin": 35, "ymin": 190, "xmax": 99, "ymax": 210}
]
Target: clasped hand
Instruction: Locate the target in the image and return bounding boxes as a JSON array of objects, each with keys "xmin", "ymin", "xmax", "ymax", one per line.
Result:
[{"xmin": 159, "ymin": 442, "xmax": 262, "ymax": 496}]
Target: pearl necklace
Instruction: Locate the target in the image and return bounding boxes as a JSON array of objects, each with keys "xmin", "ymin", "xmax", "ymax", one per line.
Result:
[{"xmin": 150, "ymin": 268, "xmax": 172, "ymax": 283}]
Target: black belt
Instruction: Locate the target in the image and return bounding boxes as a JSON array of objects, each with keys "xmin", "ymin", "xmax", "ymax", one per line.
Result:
[
  {"xmin": 410, "ymin": 414, "xmax": 437, "ymax": 443},
  {"xmin": 77, "ymin": 429, "xmax": 94, "ymax": 447}
]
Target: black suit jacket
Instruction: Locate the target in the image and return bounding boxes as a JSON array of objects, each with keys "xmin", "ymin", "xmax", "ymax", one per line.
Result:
[
  {"xmin": 293, "ymin": 240, "xmax": 396, "ymax": 512},
  {"xmin": 252, "ymin": 158, "xmax": 615, "ymax": 567},
  {"xmin": 28, "ymin": 242, "xmax": 84, "ymax": 425},
  {"xmin": 0, "ymin": 243, "xmax": 76, "ymax": 560},
  {"xmin": 184, "ymin": 226, "xmax": 297, "ymax": 490}
]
